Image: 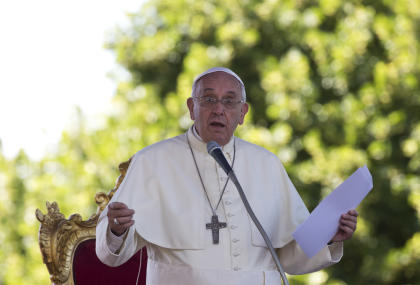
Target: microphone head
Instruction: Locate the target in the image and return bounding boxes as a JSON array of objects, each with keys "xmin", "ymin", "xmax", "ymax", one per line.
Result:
[{"xmin": 207, "ymin": 141, "xmax": 221, "ymax": 154}]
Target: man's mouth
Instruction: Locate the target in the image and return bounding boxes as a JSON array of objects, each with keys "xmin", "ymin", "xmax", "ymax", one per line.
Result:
[{"xmin": 209, "ymin": 122, "xmax": 226, "ymax": 128}]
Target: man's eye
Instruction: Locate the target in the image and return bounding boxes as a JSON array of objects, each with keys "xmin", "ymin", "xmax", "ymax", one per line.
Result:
[
  {"xmin": 203, "ymin": 97, "xmax": 215, "ymax": 103},
  {"xmin": 223, "ymin": 98, "xmax": 234, "ymax": 104}
]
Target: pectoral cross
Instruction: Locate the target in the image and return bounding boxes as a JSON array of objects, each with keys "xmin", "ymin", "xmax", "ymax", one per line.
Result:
[{"xmin": 206, "ymin": 215, "xmax": 227, "ymax": 244}]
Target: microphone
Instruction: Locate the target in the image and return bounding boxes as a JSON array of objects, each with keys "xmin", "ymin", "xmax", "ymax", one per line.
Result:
[{"xmin": 206, "ymin": 141, "xmax": 232, "ymax": 175}]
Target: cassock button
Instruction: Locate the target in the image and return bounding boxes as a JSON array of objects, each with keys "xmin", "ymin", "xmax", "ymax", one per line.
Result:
[
  {"xmin": 233, "ymin": 252, "xmax": 240, "ymax": 257},
  {"xmin": 227, "ymin": 213, "xmax": 235, "ymax": 217},
  {"xmin": 232, "ymin": 238, "xmax": 239, "ymax": 243},
  {"xmin": 230, "ymin": 225, "xmax": 237, "ymax": 229},
  {"xmin": 225, "ymin": 201, "xmax": 232, "ymax": 205},
  {"xmin": 233, "ymin": 266, "xmax": 241, "ymax": 271}
]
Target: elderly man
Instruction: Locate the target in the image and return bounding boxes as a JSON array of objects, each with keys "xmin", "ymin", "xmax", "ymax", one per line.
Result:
[{"xmin": 96, "ymin": 67, "xmax": 358, "ymax": 284}]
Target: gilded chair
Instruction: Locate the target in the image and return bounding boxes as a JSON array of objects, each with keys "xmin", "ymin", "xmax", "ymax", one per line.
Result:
[{"xmin": 36, "ymin": 158, "xmax": 147, "ymax": 285}]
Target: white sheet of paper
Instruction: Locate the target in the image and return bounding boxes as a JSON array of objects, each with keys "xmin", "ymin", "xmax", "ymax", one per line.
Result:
[{"xmin": 292, "ymin": 165, "xmax": 373, "ymax": 258}]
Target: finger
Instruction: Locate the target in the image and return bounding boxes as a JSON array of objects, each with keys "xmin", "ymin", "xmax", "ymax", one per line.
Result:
[
  {"xmin": 348, "ymin": 209, "xmax": 358, "ymax": 216},
  {"xmin": 339, "ymin": 224, "xmax": 355, "ymax": 235},
  {"xmin": 116, "ymin": 220, "xmax": 135, "ymax": 232},
  {"xmin": 342, "ymin": 213, "xmax": 358, "ymax": 223},
  {"xmin": 108, "ymin": 208, "xmax": 135, "ymax": 218},
  {"xmin": 114, "ymin": 208, "xmax": 135, "ymax": 217},
  {"xmin": 340, "ymin": 218, "xmax": 357, "ymax": 230},
  {"xmin": 109, "ymin": 220, "xmax": 135, "ymax": 236},
  {"xmin": 109, "ymin": 218, "xmax": 134, "ymax": 229},
  {"xmin": 112, "ymin": 216, "xmax": 134, "ymax": 225},
  {"xmin": 121, "ymin": 220, "xmax": 135, "ymax": 228},
  {"xmin": 108, "ymin": 202, "xmax": 129, "ymax": 210}
]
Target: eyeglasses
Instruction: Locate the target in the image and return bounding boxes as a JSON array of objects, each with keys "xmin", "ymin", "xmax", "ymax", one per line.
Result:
[{"xmin": 193, "ymin": 96, "xmax": 244, "ymax": 109}]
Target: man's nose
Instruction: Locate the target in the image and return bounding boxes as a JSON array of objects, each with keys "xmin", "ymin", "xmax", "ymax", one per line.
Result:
[{"xmin": 211, "ymin": 100, "xmax": 225, "ymax": 114}]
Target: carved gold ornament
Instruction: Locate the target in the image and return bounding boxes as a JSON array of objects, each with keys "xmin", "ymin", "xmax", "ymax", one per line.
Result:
[{"xmin": 36, "ymin": 157, "xmax": 132, "ymax": 284}]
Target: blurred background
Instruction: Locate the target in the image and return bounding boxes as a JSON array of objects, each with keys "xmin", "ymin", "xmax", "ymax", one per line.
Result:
[{"xmin": 0, "ymin": 0, "xmax": 419, "ymax": 284}]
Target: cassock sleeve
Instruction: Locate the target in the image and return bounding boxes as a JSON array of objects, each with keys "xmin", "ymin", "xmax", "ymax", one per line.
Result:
[
  {"xmin": 96, "ymin": 207, "xmax": 146, "ymax": 267},
  {"xmin": 276, "ymin": 240, "xmax": 343, "ymax": 275}
]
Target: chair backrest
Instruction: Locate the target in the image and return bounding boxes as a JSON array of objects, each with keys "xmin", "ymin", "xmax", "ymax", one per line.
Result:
[{"xmin": 36, "ymin": 157, "xmax": 147, "ymax": 285}]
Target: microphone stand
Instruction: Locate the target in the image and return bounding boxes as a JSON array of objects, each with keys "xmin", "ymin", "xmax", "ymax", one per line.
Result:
[{"xmin": 227, "ymin": 170, "xmax": 289, "ymax": 285}]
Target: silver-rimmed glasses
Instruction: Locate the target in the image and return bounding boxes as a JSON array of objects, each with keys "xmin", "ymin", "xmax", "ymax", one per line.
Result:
[{"xmin": 193, "ymin": 96, "xmax": 244, "ymax": 109}]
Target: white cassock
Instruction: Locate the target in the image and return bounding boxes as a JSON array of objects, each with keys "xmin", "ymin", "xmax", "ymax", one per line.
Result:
[{"xmin": 96, "ymin": 126, "xmax": 343, "ymax": 285}]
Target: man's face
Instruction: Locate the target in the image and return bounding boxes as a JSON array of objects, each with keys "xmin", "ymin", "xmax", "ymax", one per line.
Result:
[{"xmin": 187, "ymin": 72, "xmax": 249, "ymax": 146}]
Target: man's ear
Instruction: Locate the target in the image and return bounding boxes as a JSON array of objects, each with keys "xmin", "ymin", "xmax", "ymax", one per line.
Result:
[
  {"xmin": 239, "ymin": 103, "xmax": 249, "ymax": 125},
  {"xmin": 187, "ymin": 97, "xmax": 195, "ymax": 120}
]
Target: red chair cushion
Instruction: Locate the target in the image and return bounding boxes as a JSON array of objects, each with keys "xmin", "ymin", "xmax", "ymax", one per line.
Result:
[{"xmin": 73, "ymin": 239, "xmax": 147, "ymax": 285}]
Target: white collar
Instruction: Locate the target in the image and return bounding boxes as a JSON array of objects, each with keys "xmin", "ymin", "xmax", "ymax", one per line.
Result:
[{"xmin": 187, "ymin": 125, "xmax": 234, "ymax": 158}]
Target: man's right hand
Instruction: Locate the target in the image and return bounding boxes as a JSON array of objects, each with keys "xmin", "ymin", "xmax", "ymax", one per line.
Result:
[{"xmin": 107, "ymin": 202, "xmax": 135, "ymax": 236}]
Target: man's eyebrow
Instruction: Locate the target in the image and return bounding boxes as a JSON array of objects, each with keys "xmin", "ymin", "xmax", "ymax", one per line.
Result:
[{"xmin": 203, "ymin": 88, "xmax": 237, "ymax": 95}]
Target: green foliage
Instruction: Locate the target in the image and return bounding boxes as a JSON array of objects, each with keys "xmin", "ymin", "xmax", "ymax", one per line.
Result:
[{"xmin": 1, "ymin": 0, "xmax": 419, "ymax": 284}]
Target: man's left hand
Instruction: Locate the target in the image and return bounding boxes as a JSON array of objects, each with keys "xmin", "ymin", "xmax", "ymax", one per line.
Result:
[{"xmin": 330, "ymin": 209, "xmax": 358, "ymax": 243}]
